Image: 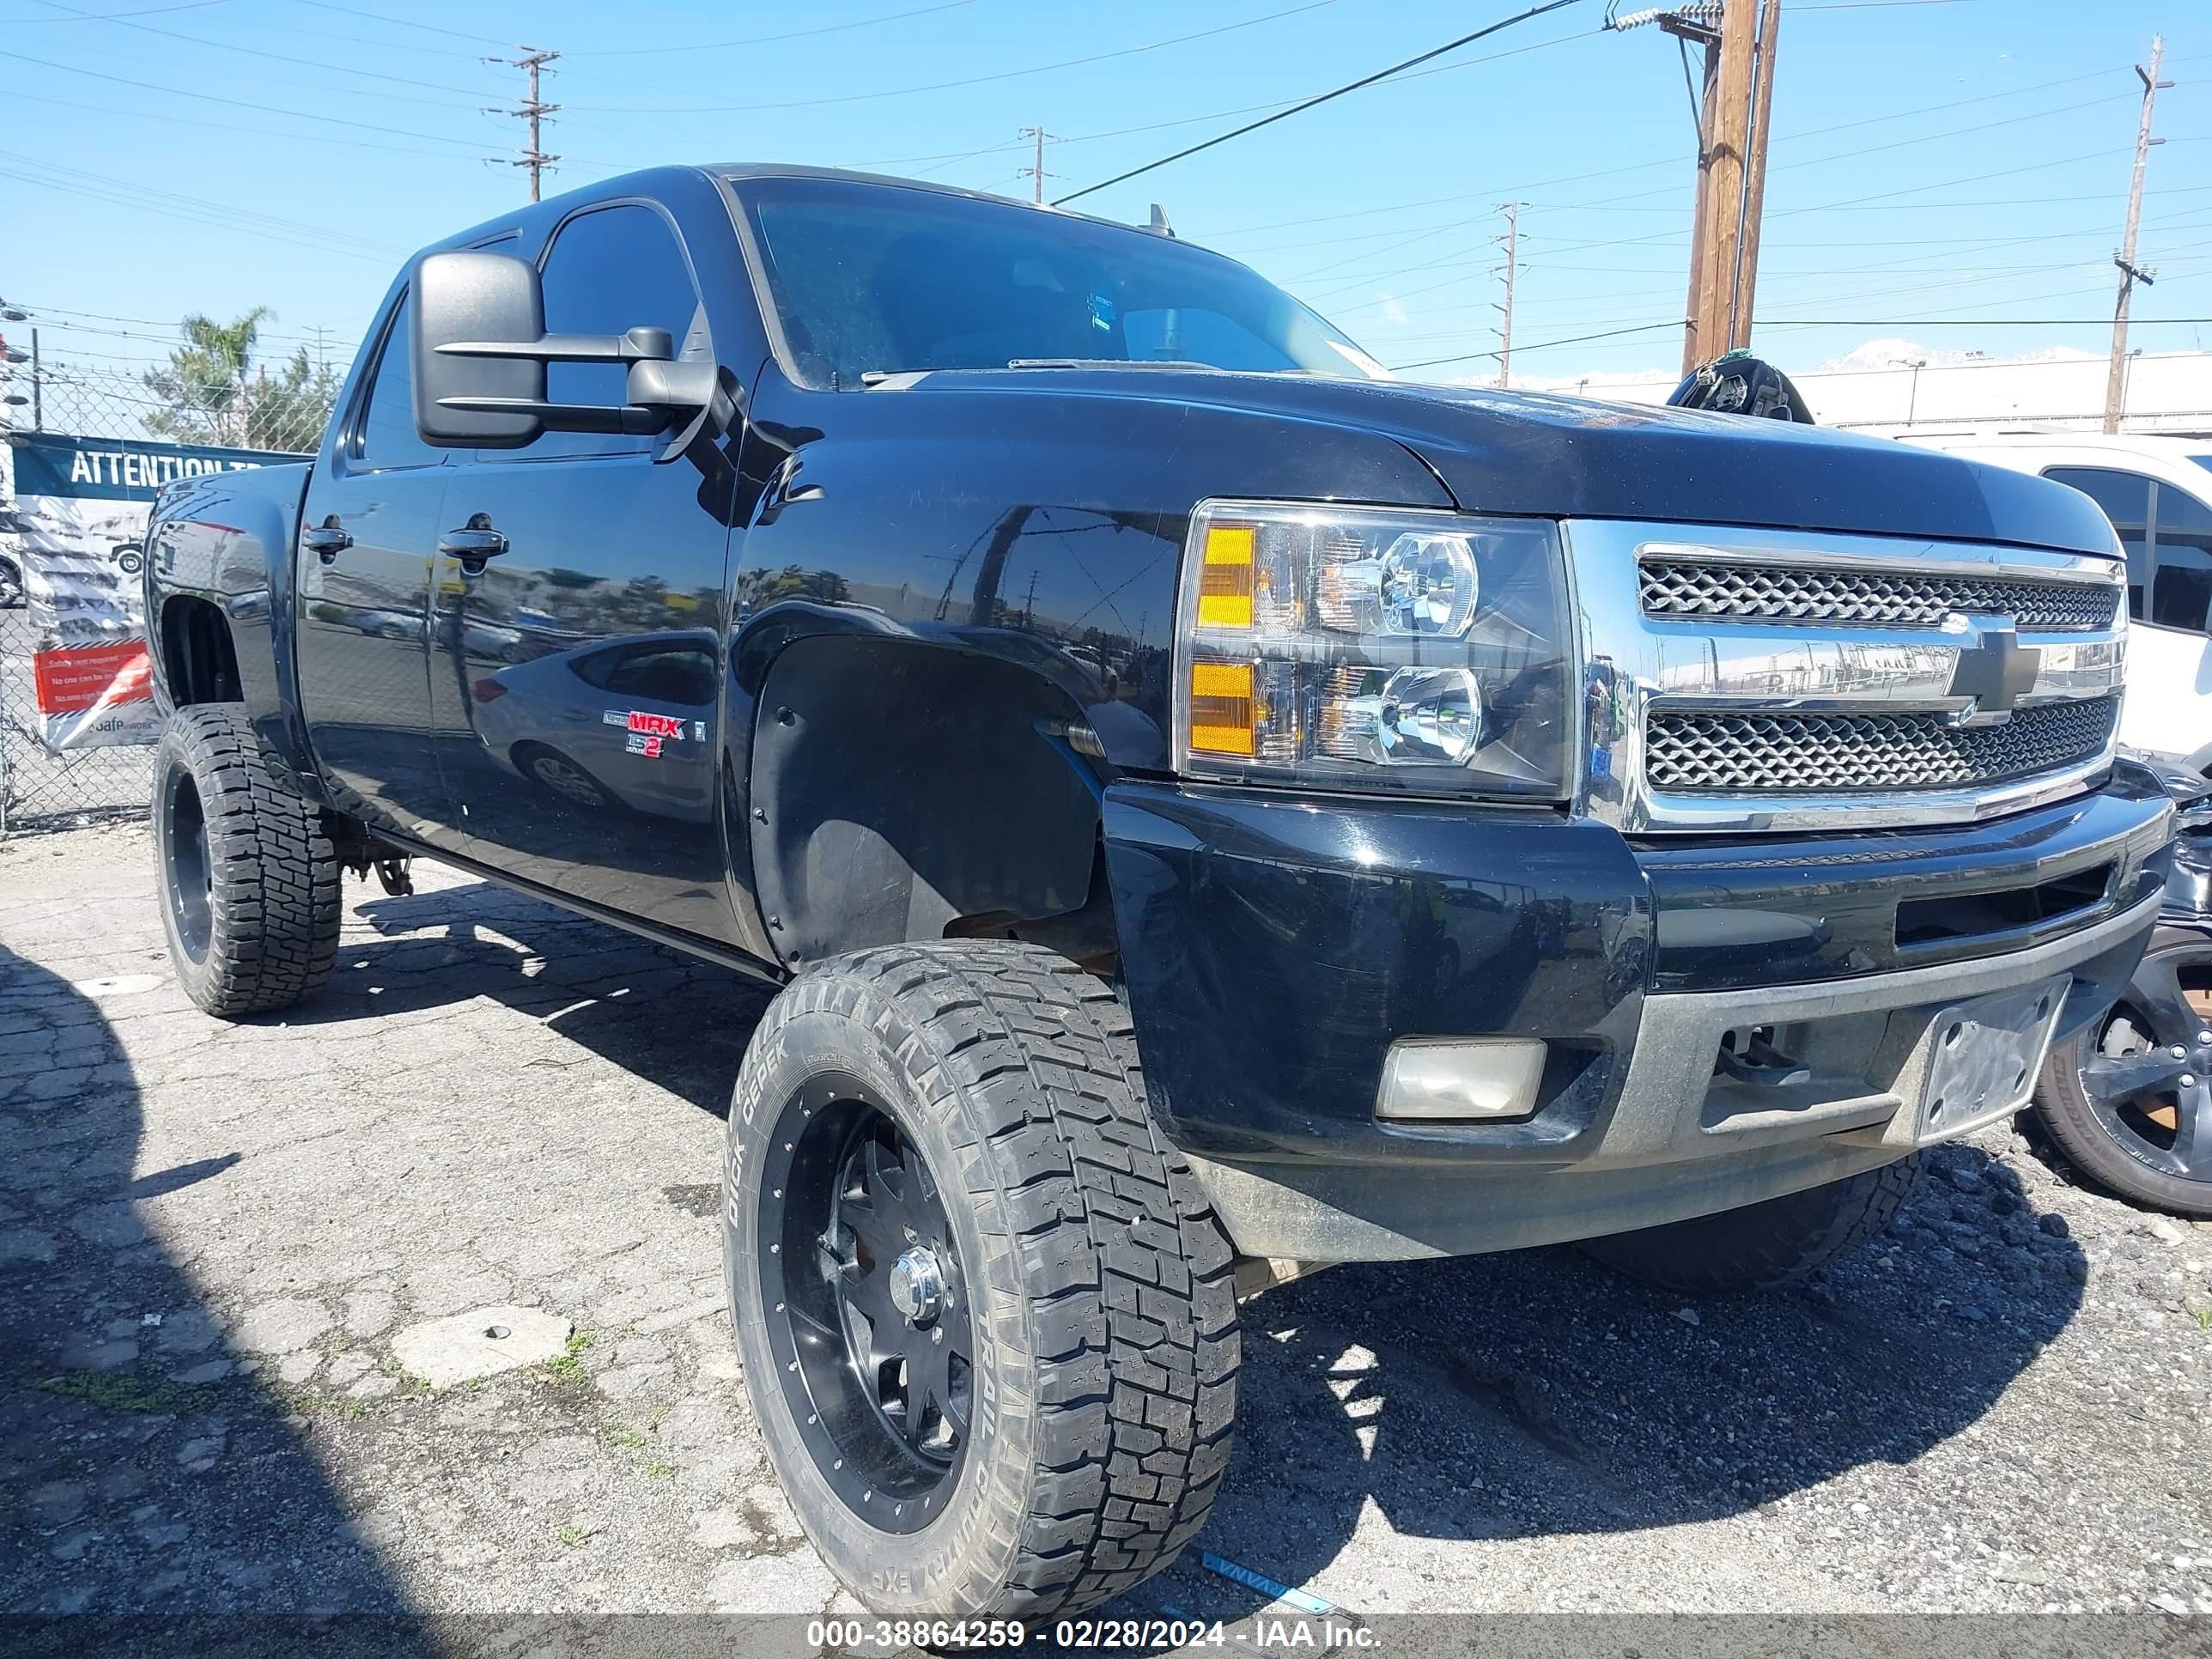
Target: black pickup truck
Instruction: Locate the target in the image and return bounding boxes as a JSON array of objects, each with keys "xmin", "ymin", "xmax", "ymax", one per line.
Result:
[{"xmin": 141, "ymin": 165, "xmax": 2170, "ymax": 1620}]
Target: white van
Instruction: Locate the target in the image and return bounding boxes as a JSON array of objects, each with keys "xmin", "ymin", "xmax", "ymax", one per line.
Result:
[{"xmin": 1899, "ymin": 431, "xmax": 2212, "ymax": 770}]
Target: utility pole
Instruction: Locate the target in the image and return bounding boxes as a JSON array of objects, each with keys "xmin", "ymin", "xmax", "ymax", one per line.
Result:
[
  {"xmin": 2105, "ymin": 34, "xmax": 2168, "ymax": 434},
  {"xmin": 1611, "ymin": 3, "xmax": 1778, "ymax": 370},
  {"xmin": 486, "ymin": 46, "xmax": 561, "ymax": 204},
  {"xmin": 1493, "ymin": 201, "xmax": 1525, "ymax": 388},
  {"xmin": 1694, "ymin": 3, "xmax": 1756, "ymax": 367},
  {"xmin": 1674, "ymin": 18, "xmax": 1723, "ymax": 374},
  {"xmin": 1730, "ymin": 0, "xmax": 1783, "ymax": 349},
  {"xmin": 1018, "ymin": 126, "xmax": 1060, "ymax": 204}
]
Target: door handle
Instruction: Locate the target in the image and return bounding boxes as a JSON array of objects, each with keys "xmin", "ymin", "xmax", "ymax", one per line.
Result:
[
  {"xmin": 438, "ymin": 526, "xmax": 509, "ymax": 562},
  {"xmin": 301, "ymin": 519, "xmax": 351, "ymax": 562}
]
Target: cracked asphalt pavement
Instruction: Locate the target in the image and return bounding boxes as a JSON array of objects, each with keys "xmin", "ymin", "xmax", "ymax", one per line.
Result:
[{"xmin": 3, "ymin": 823, "xmax": 2211, "ymax": 1635}]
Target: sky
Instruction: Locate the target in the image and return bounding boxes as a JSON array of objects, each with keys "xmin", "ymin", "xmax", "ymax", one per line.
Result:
[{"xmin": 1, "ymin": 0, "xmax": 2206, "ymax": 397}]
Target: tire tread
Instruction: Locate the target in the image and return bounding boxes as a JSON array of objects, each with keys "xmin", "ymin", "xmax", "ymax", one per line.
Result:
[{"xmin": 154, "ymin": 703, "xmax": 339, "ymax": 1018}]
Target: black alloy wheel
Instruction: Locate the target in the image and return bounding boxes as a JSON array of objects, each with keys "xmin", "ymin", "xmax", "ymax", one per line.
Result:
[
  {"xmin": 2034, "ymin": 939, "xmax": 2212, "ymax": 1216},
  {"xmin": 159, "ymin": 764, "xmax": 215, "ymax": 964},
  {"xmin": 756, "ymin": 1075, "xmax": 975, "ymax": 1534}
]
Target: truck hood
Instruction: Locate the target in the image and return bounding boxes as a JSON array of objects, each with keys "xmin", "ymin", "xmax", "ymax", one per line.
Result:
[{"xmin": 914, "ymin": 368, "xmax": 2122, "ymax": 558}]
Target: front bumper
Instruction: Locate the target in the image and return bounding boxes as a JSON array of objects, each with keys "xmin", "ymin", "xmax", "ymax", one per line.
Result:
[{"xmin": 1103, "ymin": 770, "xmax": 2172, "ymax": 1261}]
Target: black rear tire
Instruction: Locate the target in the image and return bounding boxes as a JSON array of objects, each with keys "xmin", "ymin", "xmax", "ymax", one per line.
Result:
[
  {"xmin": 152, "ymin": 703, "xmax": 341, "ymax": 1018},
  {"xmin": 724, "ymin": 940, "xmax": 1238, "ymax": 1620},
  {"xmin": 1580, "ymin": 1157, "xmax": 1918, "ymax": 1295}
]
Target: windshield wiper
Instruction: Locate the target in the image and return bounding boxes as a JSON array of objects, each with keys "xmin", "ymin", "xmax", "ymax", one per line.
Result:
[{"xmin": 1004, "ymin": 358, "xmax": 1216, "ymax": 371}]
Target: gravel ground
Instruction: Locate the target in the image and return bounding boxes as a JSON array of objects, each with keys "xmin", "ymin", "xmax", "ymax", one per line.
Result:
[{"xmin": 3, "ymin": 823, "xmax": 2211, "ymax": 1645}]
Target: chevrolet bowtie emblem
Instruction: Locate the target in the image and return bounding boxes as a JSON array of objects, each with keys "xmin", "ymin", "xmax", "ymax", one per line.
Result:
[{"xmin": 1945, "ymin": 617, "xmax": 2041, "ymax": 727}]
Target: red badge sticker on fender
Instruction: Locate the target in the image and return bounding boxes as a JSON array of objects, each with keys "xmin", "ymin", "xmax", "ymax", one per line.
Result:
[{"xmin": 627, "ymin": 711, "xmax": 683, "ymax": 738}]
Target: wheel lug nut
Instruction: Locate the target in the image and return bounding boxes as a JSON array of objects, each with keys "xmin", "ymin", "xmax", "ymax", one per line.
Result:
[
  {"xmin": 2185, "ymin": 1074, "xmax": 2198, "ymax": 1088},
  {"xmin": 2172, "ymin": 1047, "xmax": 2189, "ymax": 1060}
]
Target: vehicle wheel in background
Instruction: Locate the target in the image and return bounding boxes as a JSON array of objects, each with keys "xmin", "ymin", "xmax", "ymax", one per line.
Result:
[
  {"xmin": 2033, "ymin": 940, "xmax": 2212, "ymax": 1218},
  {"xmin": 152, "ymin": 703, "xmax": 341, "ymax": 1018},
  {"xmin": 1579, "ymin": 1157, "xmax": 1919, "ymax": 1295},
  {"xmin": 724, "ymin": 941, "xmax": 1239, "ymax": 1620},
  {"xmin": 513, "ymin": 743, "xmax": 613, "ymax": 811}
]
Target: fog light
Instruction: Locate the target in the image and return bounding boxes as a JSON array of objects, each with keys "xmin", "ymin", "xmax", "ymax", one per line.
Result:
[{"xmin": 1376, "ymin": 1036, "xmax": 1547, "ymax": 1122}]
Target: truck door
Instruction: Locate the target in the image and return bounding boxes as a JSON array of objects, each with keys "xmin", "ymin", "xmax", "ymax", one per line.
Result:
[
  {"xmin": 295, "ymin": 289, "xmax": 453, "ymax": 842},
  {"xmin": 426, "ymin": 200, "xmax": 743, "ymax": 944}
]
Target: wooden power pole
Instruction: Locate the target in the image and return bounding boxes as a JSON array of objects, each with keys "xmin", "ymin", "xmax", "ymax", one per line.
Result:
[
  {"xmin": 1632, "ymin": 1, "xmax": 1778, "ymax": 373},
  {"xmin": 2105, "ymin": 34, "xmax": 2169, "ymax": 434},
  {"xmin": 488, "ymin": 46, "xmax": 562, "ymax": 204},
  {"xmin": 1731, "ymin": 0, "xmax": 1784, "ymax": 349},
  {"xmin": 1692, "ymin": 3, "xmax": 1757, "ymax": 365}
]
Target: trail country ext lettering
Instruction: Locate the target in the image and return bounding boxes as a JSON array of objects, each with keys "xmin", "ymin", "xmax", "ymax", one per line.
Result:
[{"xmin": 140, "ymin": 165, "xmax": 2171, "ymax": 1620}]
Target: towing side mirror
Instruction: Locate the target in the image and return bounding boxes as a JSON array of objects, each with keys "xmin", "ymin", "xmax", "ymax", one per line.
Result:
[
  {"xmin": 411, "ymin": 250, "xmax": 739, "ymax": 462},
  {"xmin": 411, "ymin": 251, "xmax": 549, "ymax": 449}
]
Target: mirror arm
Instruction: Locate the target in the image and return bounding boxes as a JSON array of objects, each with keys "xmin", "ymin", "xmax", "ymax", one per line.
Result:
[
  {"xmin": 436, "ymin": 325, "xmax": 675, "ymax": 366},
  {"xmin": 436, "ymin": 395, "xmax": 666, "ymax": 435}
]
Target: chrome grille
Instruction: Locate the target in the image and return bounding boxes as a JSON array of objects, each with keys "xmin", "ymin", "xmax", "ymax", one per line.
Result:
[
  {"xmin": 1638, "ymin": 559, "xmax": 2119, "ymax": 630},
  {"xmin": 1645, "ymin": 697, "xmax": 2119, "ymax": 794}
]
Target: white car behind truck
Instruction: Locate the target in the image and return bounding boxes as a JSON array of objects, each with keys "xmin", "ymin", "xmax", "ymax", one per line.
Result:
[{"xmin": 1899, "ymin": 432, "xmax": 2212, "ymax": 769}]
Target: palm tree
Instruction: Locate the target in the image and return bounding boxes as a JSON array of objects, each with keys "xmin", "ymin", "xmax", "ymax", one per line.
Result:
[{"xmin": 141, "ymin": 308, "xmax": 328, "ymax": 451}]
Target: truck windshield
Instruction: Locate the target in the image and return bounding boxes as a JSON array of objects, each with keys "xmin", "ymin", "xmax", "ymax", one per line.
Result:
[{"xmin": 736, "ymin": 176, "xmax": 1389, "ymax": 390}]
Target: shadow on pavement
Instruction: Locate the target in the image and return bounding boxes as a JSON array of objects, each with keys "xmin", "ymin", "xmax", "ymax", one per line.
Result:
[
  {"xmin": 303, "ymin": 881, "xmax": 774, "ymax": 1120},
  {"xmin": 167, "ymin": 877, "xmax": 2090, "ymax": 1624},
  {"xmin": 0, "ymin": 944, "xmax": 428, "ymax": 1653},
  {"xmin": 1155, "ymin": 1145, "xmax": 2087, "ymax": 1618}
]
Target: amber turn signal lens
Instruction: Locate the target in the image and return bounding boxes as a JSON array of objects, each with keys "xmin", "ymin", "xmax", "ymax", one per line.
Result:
[
  {"xmin": 1188, "ymin": 660, "xmax": 1256, "ymax": 756},
  {"xmin": 1196, "ymin": 525, "xmax": 1255, "ymax": 629}
]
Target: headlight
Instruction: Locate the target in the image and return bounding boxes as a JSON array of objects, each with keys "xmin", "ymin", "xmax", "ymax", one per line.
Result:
[{"xmin": 1173, "ymin": 500, "xmax": 1572, "ymax": 798}]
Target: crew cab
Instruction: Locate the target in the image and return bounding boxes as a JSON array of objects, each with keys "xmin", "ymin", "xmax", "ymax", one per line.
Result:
[{"xmin": 140, "ymin": 166, "xmax": 2172, "ymax": 1622}]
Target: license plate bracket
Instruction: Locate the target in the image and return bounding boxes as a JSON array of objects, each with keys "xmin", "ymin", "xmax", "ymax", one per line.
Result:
[{"xmin": 1915, "ymin": 972, "xmax": 2071, "ymax": 1143}]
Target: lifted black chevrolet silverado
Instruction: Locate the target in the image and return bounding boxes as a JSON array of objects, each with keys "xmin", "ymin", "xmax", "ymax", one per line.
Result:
[{"xmin": 142, "ymin": 166, "xmax": 2171, "ymax": 1620}]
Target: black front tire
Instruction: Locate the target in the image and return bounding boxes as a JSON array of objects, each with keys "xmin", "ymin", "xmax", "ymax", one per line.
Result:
[
  {"xmin": 724, "ymin": 941, "xmax": 1239, "ymax": 1620},
  {"xmin": 152, "ymin": 704, "xmax": 341, "ymax": 1018},
  {"xmin": 1580, "ymin": 1158, "xmax": 1919, "ymax": 1296}
]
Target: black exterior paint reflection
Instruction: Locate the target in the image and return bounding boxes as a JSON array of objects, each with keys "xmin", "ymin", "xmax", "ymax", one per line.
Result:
[
  {"xmin": 731, "ymin": 361, "xmax": 1452, "ymax": 781},
  {"xmin": 1103, "ymin": 781, "xmax": 1652, "ymax": 1166}
]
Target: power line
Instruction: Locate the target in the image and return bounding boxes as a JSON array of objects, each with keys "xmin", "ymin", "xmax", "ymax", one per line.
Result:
[
  {"xmin": 1387, "ymin": 313, "xmax": 2212, "ymax": 374},
  {"xmin": 583, "ymin": 0, "xmax": 981, "ymax": 57},
  {"xmin": 566, "ymin": 0, "xmax": 1345, "ymax": 116},
  {"xmin": 27, "ymin": 0, "xmax": 503, "ymax": 106},
  {"xmin": 292, "ymin": 0, "xmax": 505, "ymax": 46},
  {"xmin": 1054, "ymin": 0, "xmax": 1588, "ymax": 206},
  {"xmin": 1206, "ymin": 56, "xmax": 2179, "ymax": 244},
  {"xmin": 2, "ymin": 48, "xmax": 504, "ymax": 150},
  {"xmin": 6, "ymin": 0, "xmax": 230, "ymax": 17}
]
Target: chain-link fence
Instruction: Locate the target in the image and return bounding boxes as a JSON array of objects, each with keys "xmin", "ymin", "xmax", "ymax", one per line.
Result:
[{"xmin": 2, "ymin": 360, "xmax": 327, "ymax": 835}]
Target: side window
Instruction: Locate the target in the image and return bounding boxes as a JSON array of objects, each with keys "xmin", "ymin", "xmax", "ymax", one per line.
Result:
[
  {"xmin": 2154, "ymin": 484, "xmax": 2212, "ymax": 636},
  {"xmin": 505, "ymin": 204, "xmax": 701, "ymax": 462},
  {"xmin": 351, "ymin": 293, "xmax": 441, "ymax": 471},
  {"xmin": 604, "ymin": 646, "xmax": 717, "ymax": 708},
  {"xmin": 2044, "ymin": 467, "xmax": 2153, "ymax": 619}
]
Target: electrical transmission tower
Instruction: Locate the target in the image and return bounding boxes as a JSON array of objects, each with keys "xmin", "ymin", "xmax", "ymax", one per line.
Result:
[
  {"xmin": 2105, "ymin": 34, "xmax": 2169, "ymax": 434},
  {"xmin": 487, "ymin": 46, "xmax": 562, "ymax": 204}
]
